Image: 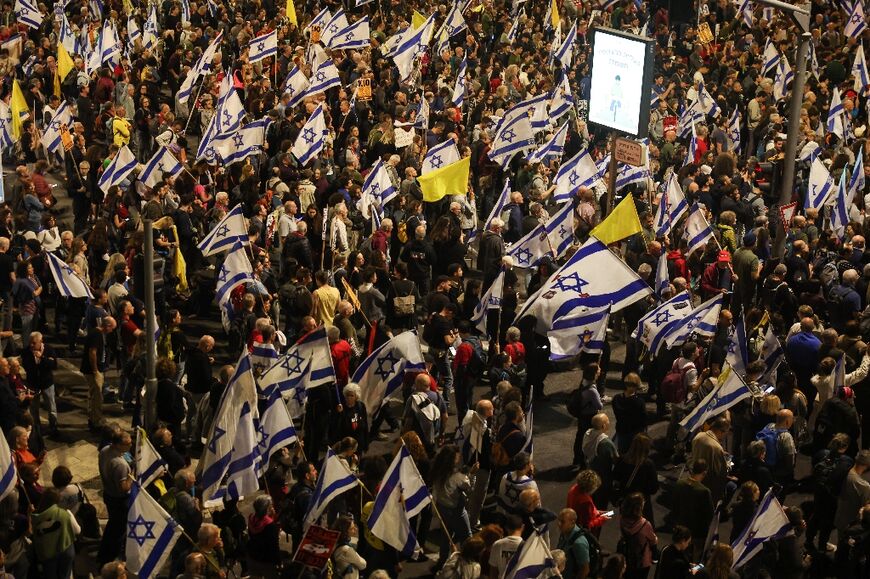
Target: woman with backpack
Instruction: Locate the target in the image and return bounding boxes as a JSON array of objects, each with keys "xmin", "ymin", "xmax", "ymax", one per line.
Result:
[{"xmin": 617, "ymin": 493, "xmax": 658, "ymax": 579}]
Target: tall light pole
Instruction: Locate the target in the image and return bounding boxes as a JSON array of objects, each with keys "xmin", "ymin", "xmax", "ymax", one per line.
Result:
[
  {"xmin": 759, "ymin": 0, "xmax": 811, "ymax": 258},
  {"xmin": 143, "ymin": 219, "xmax": 158, "ymax": 431}
]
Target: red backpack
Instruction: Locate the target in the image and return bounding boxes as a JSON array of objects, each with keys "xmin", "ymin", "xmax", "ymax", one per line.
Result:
[{"xmin": 660, "ymin": 360, "xmax": 694, "ymax": 403}]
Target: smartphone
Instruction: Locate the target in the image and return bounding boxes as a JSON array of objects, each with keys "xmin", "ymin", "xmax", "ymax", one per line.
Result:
[
  {"xmin": 602, "ymin": 510, "xmax": 615, "ymax": 517},
  {"xmin": 691, "ymin": 564, "xmax": 704, "ymax": 572}
]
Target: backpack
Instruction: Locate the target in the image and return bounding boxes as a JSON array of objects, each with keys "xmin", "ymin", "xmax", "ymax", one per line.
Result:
[
  {"xmin": 157, "ymin": 328, "xmax": 174, "ymax": 360},
  {"xmin": 660, "ymin": 361, "xmax": 693, "ymax": 404},
  {"xmin": 617, "ymin": 523, "xmax": 648, "ymax": 570},
  {"xmin": 567, "ymin": 388, "xmax": 584, "ymax": 418},
  {"xmin": 409, "ymin": 392, "xmax": 441, "ymax": 450},
  {"xmin": 464, "ymin": 336, "xmax": 487, "ymax": 376},
  {"xmin": 358, "ymin": 234, "xmax": 374, "ymax": 263},
  {"xmin": 813, "ymin": 452, "xmax": 847, "ymax": 497},
  {"xmin": 756, "ymin": 424, "xmax": 786, "ymax": 466},
  {"xmin": 158, "ymin": 488, "xmax": 178, "ymax": 516},
  {"xmin": 828, "ymin": 286, "xmax": 855, "ymax": 327},
  {"xmin": 567, "ymin": 527, "xmax": 602, "ymax": 577},
  {"xmin": 818, "ymin": 261, "xmax": 840, "ymax": 292},
  {"xmin": 491, "ymin": 429, "xmax": 522, "ymax": 467},
  {"xmin": 397, "ymin": 221, "xmax": 409, "ymax": 244},
  {"xmin": 227, "ymin": 314, "xmax": 248, "ymax": 357}
]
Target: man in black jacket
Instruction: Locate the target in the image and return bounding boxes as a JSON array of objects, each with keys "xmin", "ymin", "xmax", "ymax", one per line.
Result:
[
  {"xmin": 20, "ymin": 331, "xmax": 58, "ymax": 435},
  {"xmin": 478, "ymin": 219, "xmax": 505, "ymax": 290},
  {"xmin": 186, "ymin": 335, "xmax": 215, "ymax": 415}
]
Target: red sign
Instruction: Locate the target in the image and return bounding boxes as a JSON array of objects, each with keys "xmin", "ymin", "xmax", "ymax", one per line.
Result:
[
  {"xmin": 779, "ymin": 202, "xmax": 798, "ymax": 229},
  {"xmin": 663, "ymin": 116, "xmax": 678, "ymax": 134},
  {"xmin": 293, "ymin": 525, "xmax": 341, "ymax": 570}
]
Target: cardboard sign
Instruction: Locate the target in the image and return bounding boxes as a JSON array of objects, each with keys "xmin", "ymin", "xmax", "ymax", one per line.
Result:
[
  {"xmin": 310, "ymin": 25, "xmax": 321, "ymax": 44},
  {"xmin": 614, "ymin": 137, "xmax": 646, "ymax": 167},
  {"xmin": 663, "ymin": 115, "xmax": 678, "ymax": 134},
  {"xmin": 293, "ymin": 525, "xmax": 341, "ymax": 571},
  {"xmin": 357, "ymin": 78, "xmax": 372, "ymax": 102},
  {"xmin": 60, "ymin": 125, "xmax": 73, "ymax": 151},
  {"xmin": 394, "ymin": 126, "xmax": 415, "ymax": 148},
  {"xmin": 779, "ymin": 202, "xmax": 797, "ymax": 229},
  {"xmin": 697, "ymin": 22, "xmax": 714, "ymax": 45}
]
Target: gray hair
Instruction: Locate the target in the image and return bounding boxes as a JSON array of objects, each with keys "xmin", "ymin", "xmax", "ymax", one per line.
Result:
[
  {"xmin": 748, "ymin": 439, "xmax": 767, "ymax": 459},
  {"xmin": 506, "ymin": 326, "xmax": 521, "ymax": 342},
  {"xmin": 327, "ymin": 325, "xmax": 341, "ymax": 342},
  {"xmin": 415, "ymin": 224, "xmax": 426, "ymax": 240},
  {"xmin": 252, "ymin": 495, "xmax": 273, "ymax": 517},
  {"xmin": 490, "ymin": 218, "xmax": 504, "ymax": 231},
  {"xmin": 380, "ymin": 218, "xmax": 393, "ymax": 231},
  {"xmin": 343, "ymin": 382, "xmax": 362, "ymax": 399}
]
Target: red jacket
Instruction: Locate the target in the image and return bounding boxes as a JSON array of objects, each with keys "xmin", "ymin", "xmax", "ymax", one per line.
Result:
[
  {"xmin": 666, "ymin": 249, "xmax": 690, "ymax": 281},
  {"xmin": 566, "ymin": 484, "xmax": 609, "ymax": 530},
  {"xmin": 331, "ymin": 340, "xmax": 352, "ymax": 386},
  {"xmin": 371, "ymin": 229, "xmax": 390, "ymax": 255}
]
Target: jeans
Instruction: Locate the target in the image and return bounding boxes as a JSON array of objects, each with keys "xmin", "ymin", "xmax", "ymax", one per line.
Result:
[
  {"xmin": 98, "ymin": 494, "xmax": 129, "ymax": 564},
  {"xmin": 41, "ymin": 543, "xmax": 75, "ymax": 579},
  {"xmin": 432, "ymin": 350, "xmax": 453, "ymax": 411},
  {"xmin": 436, "ymin": 502, "xmax": 471, "ymax": 565},
  {"xmin": 30, "ymin": 385, "xmax": 57, "ymax": 438}
]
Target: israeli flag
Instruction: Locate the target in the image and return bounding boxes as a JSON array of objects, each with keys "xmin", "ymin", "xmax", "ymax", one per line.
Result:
[
  {"xmin": 759, "ymin": 325, "xmax": 784, "ymax": 386},
  {"xmin": 143, "ymin": 4, "xmax": 158, "ymax": 49},
  {"xmin": 808, "ymin": 40, "xmax": 820, "ymax": 80},
  {"xmin": 321, "ymin": 8, "xmax": 350, "ymax": 46},
  {"xmin": 199, "ymin": 353, "xmax": 259, "ymax": 501},
  {"xmin": 282, "ymin": 66, "xmax": 310, "ymax": 109},
  {"xmin": 125, "ymin": 482, "xmax": 183, "ymax": 579},
  {"xmin": 472, "ymin": 269, "xmax": 504, "ymax": 333},
  {"xmin": 696, "ymin": 82, "xmax": 721, "ymax": 117},
  {"xmin": 761, "ymin": 39, "xmax": 779, "ymax": 77},
  {"xmin": 654, "ymin": 173, "xmax": 688, "ymax": 237},
  {"xmin": 503, "ymin": 531, "xmax": 556, "ymax": 579},
  {"xmin": 214, "ymin": 401, "xmax": 260, "ymax": 501},
  {"xmin": 214, "ymin": 243, "xmax": 254, "ymax": 305},
  {"xmin": 292, "ymin": 105, "xmax": 327, "ymax": 166},
  {"xmin": 134, "ymin": 428, "xmax": 167, "ymax": 489},
  {"xmin": 304, "ymin": 448, "xmax": 361, "ymax": 528},
  {"xmin": 853, "ymin": 45, "xmax": 869, "ymax": 94},
  {"xmin": 88, "ymin": 0, "xmax": 103, "ymax": 19},
  {"xmin": 451, "ymin": 57, "xmax": 467, "ymax": 108},
  {"xmin": 683, "ymin": 203, "xmax": 714, "ymax": 256},
  {"xmin": 368, "ymin": 446, "xmax": 432, "ymax": 558},
  {"xmin": 40, "ymin": 102, "xmax": 72, "ymax": 154},
  {"xmin": 683, "ymin": 123, "xmax": 698, "ymax": 168},
  {"xmin": 60, "ymin": 16, "xmax": 79, "ymax": 53},
  {"xmin": 329, "ymin": 17, "xmax": 371, "ymax": 50},
  {"xmin": 213, "ymin": 118, "xmax": 268, "ymax": 165},
  {"xmin": 517, "ymin": 237, "xmax": 653, "ymax": 334},
  {"xmin": 616, "ymin": 163, "xmax": 651, "ymax": 190},
  {"xmin": 849, "ymin": 145, "xmax": 865, "ymax": 199},
  {"xmin": 677, "ymin": 101, "xmax": 704, "ymax": 139},
  {"xmin": 664, "ymin": 293, "xmax": 726, "ymax": 350},
  {"xmin": 214, "ymin": 75, "xmax": 247, "ymax": 135},
  {"xmin": 806, "ymin": 156, "xmax": 835, "ymax": 209},
  {"xmin": 307, "ymin": 7, "xmax": 332, "ymax": 36},
  {"xmin": 14, "ymin": 0, "xmax": 42, "ymax": 29},
  {"xmin": 527, "ymin": 122, "xmax": 568, "ymax": 165},
  {"xmin": 773, "ymin": 56, "xmax": 793, "ymax": 101},
  {"xmin": 353, "ymin": 330, "xmax": 425, "ymax": 417},
  {"xmin": 489, "ymin": 116, "xmax": 536, "ymax": 167},
  {"xmin": 506, "ymin": 10, "xmax": 523, "ymax": 43},
  {"xmin": 434, "ymin": 29, "xmax": 450, "ymax": 59},
  {"xmin": 178, "ymin": 31, "xmax": 223, "ymax": 103},
  {"xmin": 845, "ymin": 0, "xmax": 867, "ymax": 38},
  {"xmin": 250, "ymin": 341, "xmax": 278, "ymax": 377},
  {"xmin": 832, "ymin": 170, "xmax": 851, "ymax": 240},
  {"xmin": 826, "ymin": 87, "xmax": 845, "ymax": 140},
  {"xmin": 47, "ymin": 252, "xmax": 93, "ymax": 299},
  {"xmin": 493, "ymin": 93, "xmax": 549, "ymax": 136},
  {"xmin": 468, "ymin": 179, "xmax": 511, "ymax": 245},
  {"xmin": 303, "ymin": 60, "xmax": 341, "ymax": 99},
  {"xmin": 257, "ymin": 326, "xmax": 335, "ymax": 414},
  {"xmin": 553, "ymin": 148, "xmax": 600, "ymax": 202},
  {"xmin": 548, "ymin": 304, "xmax": 611, "ymax": 360},
  {"xmin": 731, "ymin": 488, "xmax": 793, "ymax": 569},
  {"xmin": 655, "ymin": 252, "xmax": 669, "ymax": 298},
  {"xmin": 97, "ymin": 145, "xmax": 137, "ymax": 194},
  {"xmin": 363, "ymin": 159, "xmax": 397, "ymax": 207},
  {"xmin": 798, "ymin": 140, "xmax": 821, "ymax": 163},
  {"xmin": 439, "ymin": 0, "xmax": 467, "ymax": 39},
  {"xmin": 127, "ymin": 15, "xmax": 141, "ymax": 44},
  {"xmin": 257, "ymin": 391, "xmax": 299, "ymax": 468},
  {"xmin": 554, "ymin": 21, "xmax": 577, "ymax": 69},
  {"xmin": 415, "ymin": 94, "xmax": 430, "ymax": 130},
  {"xmin": 507, "ymin": 201, "xmax": 575, "ymax": 268},
  {"xmin": 198, "ymin": 204, "xmax": 248, "ymax": 256},
  {"xmin": 632, "ymin": 291, "xmax": 693, "ymax": 356},
  {"xmin": 422, "ymin": 138, "xmax": 460, "ymax": 174},
  {"xmin": 728, "ymin": 108, "xmax": 742, "ymax": 153},
  {"xmin": 681, "ymin": 364, "xmax": 751, "ymax": 432},
  {"xmin": 393, "ymin": 12, "xmax": 436, "ymax": 82},
  {"xmin": 725, "ymin": 317, "xmax": 749, "ymax": 376},
  {"xmin": 100, "ymin": 20, "xmax": 120, "ymax": 64},
  {"xmin": 738, "ymin": 0, "xmax": 753, "ymax": 26},
  {"xmin": 139, "ymin": 147, "xmax": 182, "ymax": 189},
  {"xmin": 180, "ymin": 0, "xmax": 189, "ymax": 23},
  {"xmin": 0, "ymin": 425, "xmax": 17, "ymax": 502},
  {"xmin": 247, "ymin": 30, "xmax": 277, "ymax": 64}
]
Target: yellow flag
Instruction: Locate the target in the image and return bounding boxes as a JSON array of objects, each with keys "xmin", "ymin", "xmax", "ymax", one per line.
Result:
[
  {"xmin": 53, "ymin": 72, "xmax": 60, "ymax": 98},
  {"xmin": 10, "ymin": 80, "xmax": 30, "ymax": 140},
  {"xmin": 418, "ymin": 156, "xmax": 471, "ymax": 203},
  {"xmin": 286, "ymin": 0, "xmax": 297, "ymax": 26},
  {"xmin": 57, "ymin": 41, "xmax": 75, "ymax": 82},
  {"xmin": 551, "ymin": 0, "xmax": 560, "ymax": 28},
  {"xmin": 412, "ymin": 10, "xmax": 427, "ymax": 29},
  {"xmin": 590, "ymin": 194, "xmax": 642, "ymax": 245}
]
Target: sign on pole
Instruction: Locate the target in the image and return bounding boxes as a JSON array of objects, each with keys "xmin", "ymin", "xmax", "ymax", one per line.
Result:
[{"xmin": 293, "ymin": 525, "xmax": 341, "ymax": 571}]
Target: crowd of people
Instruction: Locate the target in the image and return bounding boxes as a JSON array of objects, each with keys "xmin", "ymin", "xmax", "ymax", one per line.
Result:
[{"xmin": 0, "ymin": 0, "xmax": 867, "ymax": 577}]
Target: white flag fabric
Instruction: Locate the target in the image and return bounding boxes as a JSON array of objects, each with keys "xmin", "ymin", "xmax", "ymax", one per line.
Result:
[
  {"xmin": 760, "ymin": 325, "xmax": 785, "ymax": 385},
  {"xmin": 655, "ymin": 252, "xmax": 669, "ymax": 298},
  {"xmin": 250, "ymin": 341, "xmax": 279, "ymax": 376},
  {"xmin": 554, "ymin": 21, "xmax": 577, "ymax": 69},
  {"xmin": 471, "ymin": 269, "xmax": 504, "ymax": 333},
  {"xmin": 503, "ymin": 531, "xmax": 556, "ymax": 579},
  {"xmin": 664, "ymin": 293, "xmax": 726, "ymax": 349},
  {"xmin": 438, "ymin": 0, "xmax": 467, "ymax": 38},
  {"xmin": 422, "ymin": 139, "xmax": 460, "ymax": 174},
  {"xmin": 139, "ymin": 147, "xmax": 183, "ymax": 188},
  {"xmin": 393, "ymin": 13, "xmax": 436, "ymax": 82},
  {"xmin": 683, "ymin": 203, "xmax": 714, "ymax": 256},
  {"xmin": 198, "ymin": 204, "xmax": 248, "ymax": 256},
  {"xmin": 125, "ymin": 482, "xmax": 183, "ymax": 579},
  {"xmin": 832, "ymin": 170, "xmax": 851, "ymax": 240},
  {"xmin": 98, "ymin": 145, "xmax": 137, "ymax": 193},
  {"xmin": 489, "ymin": 116, "xmax": 536, "ymax": 167},
  {"xmin": 731, "ymin": 488, "xmax": 793, "ymax": 569},
  {"xmin": 14, "ymin": 0, "xmax": 42, "ymax": 29},
  {"xmin": 368, "ymin": 446, "xmax": 432, "ymax": 557},
  {"xmin": 553, "ymin": 148, "xmax": 600, "ymax": 202},
  {"xmin": 849, "ymin": 145, "xmax": 865, "ymax": 199},
  {"xmin": 773, "ymin": 56, "xmax": 793, "ymax": 101},
  {"xmin": 306, "ymin": 7, "xmax": 332, "ymax": 35},
  {"xmin": 806, "ymin": 157, "xmax": 835, "ymax": 209},
  {"xmin": 215, "ymin": 401, "xmax": 260, "ymax": 501},
  {"xmin": 257, "ymin": 326, "xmax": 335, "ymax": 414},
  {"xmin": 329, "ymin": 17, "xmax": 371, "ymax": 50},
  {"xmin": 213, "ymin": 243, "xmax": 254, "ymax": 306},
  {"xmin": 845, "ymin": 0, "xmax": 867, "ymax": 38},
  {"xmin": 40, "ymin": 102, "xmax": 72, "ymax": 154},
  {"xmin": 633, "ymin": 291, "xmax": 693, "ymax": 356},
  {"xmin": 761, "ymin": 39, "xmax": 779, "ymax": 77},
  {"xmin": 681, "ymin": 365, "xmax": 751, "ymax": 432},
  {"xmin": 213, "ymin": 118, "xmax": 268, "ymax": 165},
  {"xmin": 548, "ymin": 304, "xmax": 611, "ymax": 360},
  {"xmin": 135, "ymin": 428, "xmax": 167, "ymax": 489},
  {"xmin": 467, "ymin": 179, "xmax": 510, "ymax": 245},
  {"xmin": 199, "ymin": 353, "xmax": 258, "ymax": 501},
  {"xmin": 518, "ymin": 237, "xmax": 653, "ymax": 334},
  {"xmin": 507, "ymin": 201, "xmax": 575, "ymax": 268},
  {"xmin": 283, "ymin": 66, "xmax": 310, "ymax": 109},
  {"xmin": 47, "ymin": 252, "xmax": 94, "ymax": 299},
  {"xmin": 451, "ymin": 57, "xmax": 467, "ymax": 108},
  {"xmin": 143, "ymin": 4, "xmax": 158, "ymax": 48},
  {"xmin": 247, "ymin": 29, "xmax": 277, "ymax": 63},
  {"xmin": 798, "ymin": 140, "xmax": 821, "ymax": 163},
  {"xmin": 302, "ymin": 60, "xmax": 341, "ymax": 99},
  {"xmin": 178, "ymin": 31, "xmax": 223, "ymax": 103},
  {"xmin": 826, "ymin": 87, "xmax": 845, "ymax": 140},
  {"xmin": 304, "ymin": 448, "xmax": 360, "ymax": 528},
  {"xmin": 654, "ymin": 173, "xmax": 689, "ymax": 237},
  {"xmin": 549, "ymin": 74, "xmax": 574, "ymax": 120},
  {"xmin": 321, "ymin": 8, "xmax": 350, "ymax": 47},
  {"xmin": 725, "ymin": 318, "xmax": 749, "ymax": 377},
  {"xmin": 362, "ymin": 159, "xmax": 397, "ymax": 208},
  {"xmin": 353, "ymin": 330, "xmax": 426, "ymax": 417},
  {"xmin": 727, "ymin": 109, "xmax": 742, "ymax": 153},
  {"xmin": 0, "ymin": 426, "xmax": 17, "ymax": 502},
  {"xmin": 257, "ymin": 391, "xmax": 299, "ymax": 468},
  {"xmin": 526, "ymin": 122, "xmax": 568, "ymax": 165},
  {"xmin": 293, "ymin": 104, "xmax": 328, "ymax": 166},
  {"xmin": 853, "ymin": 45, "xmax": 869, "ymax": 94}
]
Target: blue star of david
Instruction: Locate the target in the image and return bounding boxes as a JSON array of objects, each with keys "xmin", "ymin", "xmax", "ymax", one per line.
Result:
[
  {"xmin": 63, "ymin": 265, "xmax": 75, "ymax": 276},
  {"xmin": 852, "ymin": 12, "xmax": 861, "ymax": 23},
  {"xmin": 744, "ymin": 530, "xmax": 758, "ymax": 546},
  {"xmin": 706, "ymin": 396, "xmax": 720, "ymax": 414},
  {"xmin": 287, "ymin": 86, "xmax": 296, "ymax": 97},
  {"xmin": 205, "ymin": 147, "xmax": 217, "ymax": 161},
  {"xmin": 652, "ymin": 310, "xmax": 672, "ymax": 326},
  {"xmin": 505, "ymin": 483, "xmax": 521, "ymax": 503},
  {"xmin": 315, "ymin": 71, "xmax": 326, "ymax": 82},
  {"xmin": 257, "ymin": 424, "xmax": 268, "ymax": 447},
  {"xmin": 430, "ymin": 154, "xmax": 443, "ymax": 168},
  {"xmin": 217, "ymin": 267, "xmax": 229, "ymax": 283},
  {"xmin": 292, "ymin": 385, "xmax": 306, "ymax": 405},
  {"xmin": 374, "ymin": 351, "xmax": 400, "ymax": 381},
  {"xmin": 127, "ymin": 515, "xmax": 156, "ymax": 546},
  {"xmin": 208, "ymin": 425, "xmax": 225, "ymax": 453},
  {"xmin": 580, "ymin": 328, "xmax": 594, "ymax": 342},
  {"xmin": 281, "ymin": 351, "xmax": 305, "ymax": 376},
  {"xmin": 345, "ymin": 31, "xmax": 354, "ymax": 41},
  {"xmin": 233, "ymin": 132, "xmax": 245, "ymax": 147},
  {"xmin": 811, "ymin": 184, "xmax": 818, "ymax": 199},
  {"xmin": 515, "ymin": 247, "xmax": 533, "ymax": 265},
  {"xmin": 302, "ymin": 127, "xmax": 316, "ymax": 144},
  {"xmin": 569, "ymin": 171, "xmax": 580, "ymax": 186},
  {"xmin": 554, "ymin": 271, "xmax": 588, "ymax": 293},
  {"xmin": 257, "ymin": 42, "xmax": 265, "ymax": 52},
  {"xmin": 329, "ymin": 24, "xmax": 339, "ymax": 34},
  {"xmin": 51, "ymin": 121, "xmax": 61, "ymax": 132},
  {"xmin": 215, "ymin": 224, "xmax": 230, "ymax": 238},
  {"xmin": 502, "ymin": 128, "xmax": 516, "ymax": 143},
  {"xmin": 156, "ymin": 161, "xmax": 165, "ymax": 173},
  {"xmin": 558, "ymin": 225, "xmax": 568, "ymax": 238},
  {"xmin": 727, "ymin": 339, "xmax": 737, "ymax": 354},
  {"xmin": 222, "ymin": 109, "xmax": 232, "ymax": 128}
]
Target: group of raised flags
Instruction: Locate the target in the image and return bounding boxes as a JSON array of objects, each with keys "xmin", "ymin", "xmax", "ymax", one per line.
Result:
[{"xmin": 506, "ymin": 201, "xmax": 575, "ymax": 268}]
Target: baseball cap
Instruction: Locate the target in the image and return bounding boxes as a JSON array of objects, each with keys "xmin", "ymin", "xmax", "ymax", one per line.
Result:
[
  {"xmin": 743, "ymin": 231, "xmax": 757, "ymax": 246},
  {"xmin": 717, "ymin": 250, "xmax": 731, "ymax": 263}
]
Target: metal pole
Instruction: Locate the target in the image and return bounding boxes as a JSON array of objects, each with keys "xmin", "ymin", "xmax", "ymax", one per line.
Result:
[
  {"xmin": 604, "ymin": 132, "xmax": 618, "ymax": 217},
  {"xmin": 772, "ymin": 32, "xmax": 811, "ymax": 258},
  {"xmin": 143, "ymin": 219, "xmax": 158, "ymax": 431}
]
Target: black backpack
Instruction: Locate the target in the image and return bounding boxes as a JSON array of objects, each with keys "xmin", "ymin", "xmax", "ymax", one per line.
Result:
[
  {"xmin": 571, "ymin": 527, "xmax": 602, "ymax": 576},
  {"xmin": 813, "ymin": 453, "xmax": 848, "ymax": 497}
]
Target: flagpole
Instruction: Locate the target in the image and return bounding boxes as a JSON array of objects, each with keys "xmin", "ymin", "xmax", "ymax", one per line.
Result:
[
  {"xmin": 429, "ymin": 495, "xmax": 458, "ymax": 553},
  {"xmin": 143, "ymin": 219, "xmax": 158, "ymax": 431},
  {"xmin": 182, "ymin": 74, "xmax": 208, "ymax": 136}
]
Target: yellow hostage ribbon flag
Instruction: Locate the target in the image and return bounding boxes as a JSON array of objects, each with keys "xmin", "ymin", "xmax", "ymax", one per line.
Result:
[
  {"xmin": 10, "ymin": 79, "xmax": 30, "ymax": 140},
  {"xmin": 57, "ymin": 41, "xmax": 75, "ymax": 81},
  {"xmin": 418, "ymin": 156, "xmax": 471, "ymax": 203},
  {"xmin": 589, "ymin": 194, "xmax": 642, "ymax": 245},
  {"xmin": 412, "ymin": 10, "xmax": 427, "ymax": 29},
  {"xmin": 286, "ymin": 0, "xmax": 298, "ymax": 26},
  {"xmin": 551, "ymin": 0, "xmax": 560, "ymax": 28}
]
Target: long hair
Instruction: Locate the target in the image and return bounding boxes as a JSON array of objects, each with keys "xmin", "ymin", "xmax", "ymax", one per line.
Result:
[
  {"xmin": 623, "ymin": 433, "xmax": 652, "ymax": 466},
  {"xmin": 430, "ymin": 445, "xmax": 460, "ymax": 489},
  {"xmin": 705, "ymin": 544, "xmax": 735, "ymax": 579}
]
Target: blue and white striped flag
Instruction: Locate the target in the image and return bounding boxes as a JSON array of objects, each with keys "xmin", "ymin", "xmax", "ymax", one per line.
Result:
[
  {"xmin": 696, "ymin": 82, "xmax": 721, "ymax": 117},
  {"xmin": 553, "ymin": 148, "xmax": 600, "ymax": 202},
  {"xmin": 655, "ymin": 252, "xmax": 669, "ymax": 298},
  {"xmin": 21, "ymin": 55, "xmax": 36, "ymax": 77},
  {"xmin": 214, "ymin": 401, "xmax": 260, "ymax": 501},
  {"xmin": 307, "ymin": 7, "xmax": 332, "ymax": 35},
  {"xmin": 257, "ymin": 326, "xmax": 335, "ymax": 414},
  {"xmin": 680, "ymin": 364, "xmax": 751, "ymax": 432},
  {"xmin": 806, "ymin": 156, "xmax": 835, "ymax": 209},
  {"xmin": 139, "ymin": 147, "xmax": 182, "ymax": 189},
  {"xmin": 832, "ymin": 170, "xmax": 851, "ymax": 240},
  {"xmin": 251, "ymin": 341, "xmax": 279, "ymax": 376},
  {"xmin": 198, "ymin": 204, "xmax": 248, "ymax": 256},
  {"xmin": 731, "ymin": 488, "xmax": 793, "ymax": 569},
  {"xmin": 98, "ymin": 145, "xmax": 137, "ymax": 194},
  {"xmin": 654, "ymin": 173, "xmax": 688, "ymax": 237},
  {"xmin": 507, "ymin": 201, "xmax": 574, "ymax": 268},
  {"xmin": 845, "ymin": 0, "xmax": 867, "ymax": 38},
  {"xmin": 0, "ymin": 425, "xmax": 17, "ymax": 502},
  {"xmin": 472, "ymin": 269, "xmax": 504, "ymax": 333},
  {"xmin": 214, "ymin": 243, "xmax": 254, "ymax": 306},
  {"xmin": 439, "ymin": 0, "xmax": 467, "ymax": 38},
  {"xmin": 503, "ymin": 530, "xmax": 556, "ymax": 579},
  {"xmin": 127, "ymin": 15, "xmax": 141, "ymax": 45},
  {"xmin": 489, "ymin": 116, "xmax": 536, "ymax": 167},
  {"xmin": 178, "ymin": 31, "xmax": 223, "ymax": 103},
  {"xmin": 468, "ymin": 179, "xmax": 511, "ymax": 245},
  {"xmin": 15, "ymin": 0, "xmax": 43, "ymax": 29},
  {"xmin": 180, "ymin": 0, "xmax": 189, "ymax": 23},
  {"xmin": 849, "ymin": 145, "xmax": 865, "ymax": 199},
  {"xmin": 683, "ymin": 203, "xmax": 714, "ymax": 256},
  {"xmin": 738, "ymin": 0, "xmax": 752, "ymax": 26},
  {"xmin": 143, "ymin": 4, "xmax": 158, "ymax": 49},
  {"xmin": 40, "ymin": 102, "xmax": 72, "ymax": 154},
  {"xmin": 353, "ymin": 330, "xmax": 425, "ymax": 417},
  {"xmin": 321, "ymin": 8, "xmax": 350, "ymax": 47},
  {"xmin": 826, "ymin": 87, "xmax": 845, "ymax": 140},
  {"xmin": 683, "ymin": 123, "xmax": 698, "ymax": 168},
  {"xmin": 292, "ymin": 105, "xmax": 327, "ymax": 166},
  {"xmin": 664, "ymin": 293, "xmax": 726, "ymax": 350},
  {"xmin": 798, "ymin": 140, "xmax": 821, "ymax": 163},
  {"xmin": 134, "ymin": 428, "xmax": 167, "ymax": 489},
  {"xmin": 213, "ymin": 118, "xmax": 268, "ymax": 165},
  {"xmin": 247, "ymin": 30, "xmax": 277, "ymax": 63},
  {"xmin": 554, "ymin": 21, "xmax": 576, "ymax": 69},
  {"xmin": 728, "ymin": 108, "xmax": 742, "ymax": 153},
  {"xmin": 632, "ymin": 291, "xmax": 693, "ymax": 356},
  {"xmin": 393, "ymin": 12, "xmax": 436, "ymax": 82},
  {"xmin": 256, "ymin": 391, "xmax": 299, "ymax": 470},
  {"xmin": 329, "ymin": 17, "xmax": 371, "ymax": 50},
  {"xmin": 88, "ymin": 0, "xmax": 103, "ymax": 19},
  {"xmin": 368, "ymin": 446, "xmax": 431, "ymax": 558},
  {"xmin": 363, "ymin": 159, "xmax": 397, "ymax": 207},
  {"xmin": 451, "ymin": 57, "xmax": 467, "ymax": 108},
  {"xmin": 548, "ymin": 304, "xmax": 611, "ymax": 360},
  {"xmin": 526, "ymin": 122, "xmax": 568, "ymax": 165},
  {"xmin": 283, "ymin": 65, "xmax": 310, "ymax": 108},
  {"xmin": 506, "ymin": 10, "xmax": 523, "ymax": 43},
  {"xmin": 853, "ymin": 45, "xmax": 869, "ymax": 95},
  {"xmin": 415, "ymin": 94, "xmax": 430, "ymax": 130},
  {"xmin": 773, "ymin": 56, "xmax": 793, "ymax": 101},
  {"xmin": 725, "ymin": 317, "xmax": 749, "ymax": 376},
  {"xmin": 759, "ymin": 325, "xmax": 784, "ymax": 386},
  {"xmin": 302, "ymin": 60, "xmax": 341, "ymax": 99},
  {"xmin": 125, "ymin": 482, "xmax": 183, "ymax": 579},
  {"xmin": 47, "ymin": 252, "xmax": 93, "ymax": 299},
  {"xmin": 304, "ymin": 448, "xmax": 361, "ymax": 528},
  {"xmin": 761, "ymin": 39, "xmax": 779, "ymax": 77},
  {"xmin": 422, "ymin": 138, "xmax": 460, "ymax": 174}
]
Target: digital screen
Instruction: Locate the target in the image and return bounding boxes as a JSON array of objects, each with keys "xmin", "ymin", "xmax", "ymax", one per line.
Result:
[{"xmin": 588, "ymin": 28, "xmax": 655, "ymax": 138}]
